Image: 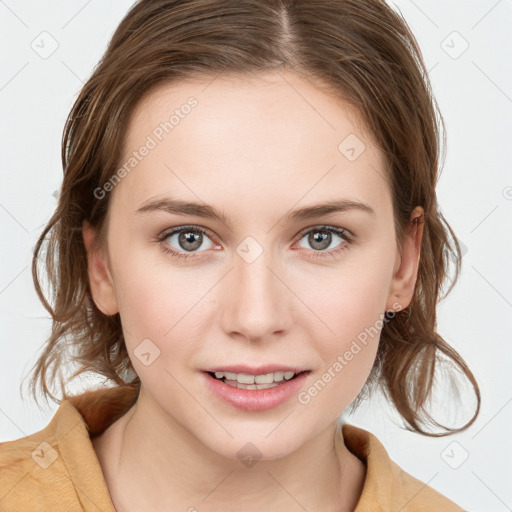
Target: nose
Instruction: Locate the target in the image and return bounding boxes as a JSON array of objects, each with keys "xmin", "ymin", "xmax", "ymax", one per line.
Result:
[{"xmin": 221, "ymin": 243, "xmax": 293, "ymax": 343}]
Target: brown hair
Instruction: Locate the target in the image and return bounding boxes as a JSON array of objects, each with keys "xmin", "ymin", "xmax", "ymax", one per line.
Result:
[{"xmin": 25, "ymin": 0, "xmax": 480, "ymax": 437}]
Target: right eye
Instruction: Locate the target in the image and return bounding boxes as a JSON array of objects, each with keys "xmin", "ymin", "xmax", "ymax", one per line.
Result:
[{"xmin": 157, "ymin": 225, "xmax": 219, "ymax": 260}]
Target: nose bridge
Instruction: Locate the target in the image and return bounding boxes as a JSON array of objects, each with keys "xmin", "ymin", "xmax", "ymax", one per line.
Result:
[{"xmin": 222, "ymin": 238, "xmax": 290, "ymax": 341}]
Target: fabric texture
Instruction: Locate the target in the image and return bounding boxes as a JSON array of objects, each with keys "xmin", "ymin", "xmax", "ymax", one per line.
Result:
[{"xmin": 0, "ymin": 385, "xmax": 465, "ymax": 511}]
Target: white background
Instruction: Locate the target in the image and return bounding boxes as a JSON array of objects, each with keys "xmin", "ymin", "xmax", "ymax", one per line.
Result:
[{"xmin": 1, "ymin": 1, "xmax": 511, "ymax": 510}]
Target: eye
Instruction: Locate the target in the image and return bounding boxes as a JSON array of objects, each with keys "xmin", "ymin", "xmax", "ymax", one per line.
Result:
[
  {"xmin": 156, "ymin": 224, "xmax": 353, "ymax": 261},
  {"xmin": 295, "ymin": 225, "xmax": 353, "ymax": 259},
  {"xmin": 157, "ymin": 225, "xmax": 218, "ymax": 260}
]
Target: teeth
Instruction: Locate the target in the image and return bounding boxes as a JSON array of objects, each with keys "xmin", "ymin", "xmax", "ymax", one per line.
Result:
[
  {"xmin": 273, "ymin": 371, "xmax": 284, "ymax": 382},
  {"xmin": 213, "ymin": 371, "xmax": 298, "ymax": 384},
  {"xmin": 225, "ymin": 381, "xmax": 279, "ymax": 390},
  {"xmin": 255, "ymin": 373, "xmax": 274, "ymax": 384}
]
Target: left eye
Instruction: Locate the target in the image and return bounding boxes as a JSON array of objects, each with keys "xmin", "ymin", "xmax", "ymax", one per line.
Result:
[{"xmin": 296, "ymin": 226, "xmax": 351, "ymax": 253}]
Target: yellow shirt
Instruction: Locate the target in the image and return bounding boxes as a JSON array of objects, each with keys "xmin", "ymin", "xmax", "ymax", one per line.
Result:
[{"xmin": 0, "ymin": 385, "xmax": 465, "ymax": 511}]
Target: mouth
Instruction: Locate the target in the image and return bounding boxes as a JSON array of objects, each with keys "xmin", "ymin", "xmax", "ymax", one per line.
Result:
[{"xmin": 201, "ymin": 366, "xmax": 311, "ymax": 411}]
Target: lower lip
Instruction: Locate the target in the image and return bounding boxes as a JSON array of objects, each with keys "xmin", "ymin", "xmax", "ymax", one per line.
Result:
[{"xmin": 202, "ymin": 371, "xmax": 309, "ymax": 412}]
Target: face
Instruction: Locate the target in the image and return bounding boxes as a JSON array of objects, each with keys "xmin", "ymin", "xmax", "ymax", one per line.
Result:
[{"xmin": 83, "ymin": 70, "xmax": 422, "ymax": 461}]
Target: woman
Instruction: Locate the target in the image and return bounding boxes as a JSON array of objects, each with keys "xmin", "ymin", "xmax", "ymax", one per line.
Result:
[{"xmin": 0, "ymin": 1, "xmax": 480, "ymax": 510}]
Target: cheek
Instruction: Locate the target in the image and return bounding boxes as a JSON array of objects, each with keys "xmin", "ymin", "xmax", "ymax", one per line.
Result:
[
  {"xmin": 296, "ymin": 274, "xmax": 385, "ymax": 417},
  {"xmin": 111, "ymin": 251, "xmax": 213, "ymax": 375},
  {"xmin": 293, "ymin": 257, "xmax": 390, "ymax": 391},
  {"xmin": 114, "ymin": 268, "xmax": 168, "ymax": 332},
  {"xmin": 112, "ymin": 245, "xmax": 199, "ymax": 330},
  {"xmin": 296, "ymin": 256, "xmax": 391, "ymax": 336}
]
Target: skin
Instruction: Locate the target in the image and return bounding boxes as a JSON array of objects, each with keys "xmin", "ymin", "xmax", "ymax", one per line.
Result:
[{"xmin": 83, "ymin": 69, "xmax": 424, "ymax": 512}]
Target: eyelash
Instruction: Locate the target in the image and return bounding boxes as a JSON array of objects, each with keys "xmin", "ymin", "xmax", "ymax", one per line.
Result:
[{"xmin": 156, "ymin": 224, "xmax": 353, "ymax": 261}]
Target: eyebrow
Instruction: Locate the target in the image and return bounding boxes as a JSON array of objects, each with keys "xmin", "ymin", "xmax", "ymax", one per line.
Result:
[{"xmin": 135, "ymin": 197, "xmax": 376, "ymax": 230}]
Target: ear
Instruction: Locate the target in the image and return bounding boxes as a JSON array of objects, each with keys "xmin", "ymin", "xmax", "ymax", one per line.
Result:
[
  {"xmin": 385, "ymin": 206, "xmax": 424, "ymax": 312},
  {"xmin": 82, "ymin": 220, "xmax": 119, "ymax": 316}
]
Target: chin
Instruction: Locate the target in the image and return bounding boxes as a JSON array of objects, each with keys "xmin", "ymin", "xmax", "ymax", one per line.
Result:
[{"xmin": 200, "ymin": 428, "xmax": 304, "ymax": 463}]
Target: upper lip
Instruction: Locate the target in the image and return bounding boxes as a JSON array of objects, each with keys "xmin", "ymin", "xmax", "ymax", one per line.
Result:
[{"xmin": 203, "ymin": 364, "xmax": 310, "ymax": 375}]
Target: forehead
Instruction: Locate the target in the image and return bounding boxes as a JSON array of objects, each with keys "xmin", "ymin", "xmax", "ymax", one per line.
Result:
[{"xmin": 111, "ymin": 71, "xmax": 390, "ymax": 221}]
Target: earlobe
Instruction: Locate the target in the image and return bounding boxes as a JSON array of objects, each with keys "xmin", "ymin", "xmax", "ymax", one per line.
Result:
[
  {"xmin": 385, "ymin": 206, "xmax": 424, "ymax": 312},
  {"xmin": 82, "ymin": 220, "xmax": 119, "ymax": 316}
]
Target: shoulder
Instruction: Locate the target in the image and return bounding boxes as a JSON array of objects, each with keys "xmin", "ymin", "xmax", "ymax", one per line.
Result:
[
  {"xmin": 0, "ymin": 412, "xmax": 80, "ymax": 508},
  {"xmin": 384, "ymin": 457, "xmax": 466, "ymax": 511},
  {"xmin": 0, "ymin": 394, "xmax": 116, "ymax": 511},
  {"xmin": 341, "ymin": 423, "xmax": 467, "ymax": 511}
]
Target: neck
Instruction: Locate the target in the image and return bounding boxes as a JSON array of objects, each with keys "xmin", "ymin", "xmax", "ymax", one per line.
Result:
[{"xmin": 92, "ymin": 389, "xmax": 366, "ymax": 512}]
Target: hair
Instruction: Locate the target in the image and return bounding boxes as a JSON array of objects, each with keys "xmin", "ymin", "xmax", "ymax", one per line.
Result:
[{"xmin": 24, "ymin": 0, "xmax": 480, "ymax": 437}]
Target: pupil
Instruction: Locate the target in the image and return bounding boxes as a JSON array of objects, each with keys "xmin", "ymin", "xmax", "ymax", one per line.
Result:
[
  {"xmin": 179, "ymin": 231, "xmax": 201, "ymax": 251},
  {"xmin": 310, "ymin": 231, "xmax": 330, "ymax": 250}
]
